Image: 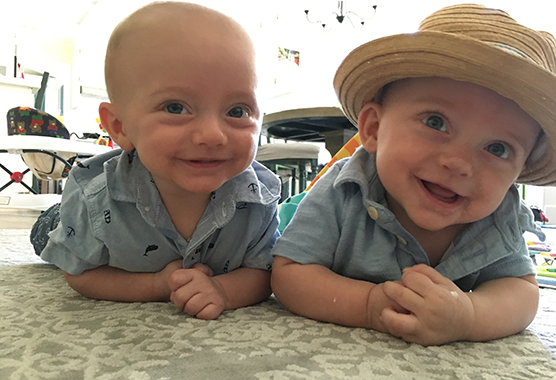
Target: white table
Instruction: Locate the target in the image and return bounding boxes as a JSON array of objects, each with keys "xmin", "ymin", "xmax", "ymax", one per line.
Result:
[{"xmin": 0, "ymin": 135, "xmax": 112, "ymax": 210}]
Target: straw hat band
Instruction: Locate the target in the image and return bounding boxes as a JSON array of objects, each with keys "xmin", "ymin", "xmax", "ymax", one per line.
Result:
[{"xmin": 489, "ymin": 42, "xmax": 532, "ymax": 61}]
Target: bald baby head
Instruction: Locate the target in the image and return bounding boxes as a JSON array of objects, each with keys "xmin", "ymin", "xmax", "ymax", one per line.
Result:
[{"xmin": 104, "ymin": 1, "xmax": 255, "ymax": 105}]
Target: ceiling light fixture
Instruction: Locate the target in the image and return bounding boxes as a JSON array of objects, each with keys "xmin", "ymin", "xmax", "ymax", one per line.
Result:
[{"xmin": 305, "ymin": 1, "xmax": 377, "ymax": 30}]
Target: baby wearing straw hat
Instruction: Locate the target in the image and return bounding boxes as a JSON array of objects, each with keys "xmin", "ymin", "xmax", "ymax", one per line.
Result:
[{"xmin": 271, "ymin": 4, "xmax": 556, "ymax": 345}]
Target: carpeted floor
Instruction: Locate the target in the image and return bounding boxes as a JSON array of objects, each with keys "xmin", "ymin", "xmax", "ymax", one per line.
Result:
[{"xmin": 1, "ymin": 229, "xmax": 555, "ymax": 380}]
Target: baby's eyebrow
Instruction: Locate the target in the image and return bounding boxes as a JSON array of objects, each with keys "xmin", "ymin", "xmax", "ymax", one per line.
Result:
[
  {"xmin": 149, "ymin": 86, "xmax": 194, "ymax": 97},
  {"xmin": 412, "ymin": 95, "xmax": 457, "ymax": 108}
]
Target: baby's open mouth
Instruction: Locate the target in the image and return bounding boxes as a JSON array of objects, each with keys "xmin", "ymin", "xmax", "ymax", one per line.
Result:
[{"xmin": 422, "ymin": 180, "xmax": 460, "ymax": 203}]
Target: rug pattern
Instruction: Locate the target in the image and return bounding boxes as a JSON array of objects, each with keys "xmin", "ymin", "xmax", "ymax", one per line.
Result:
[{"xmin": 1, "ymin": 230, "xmax": 555, "ymax": 380}]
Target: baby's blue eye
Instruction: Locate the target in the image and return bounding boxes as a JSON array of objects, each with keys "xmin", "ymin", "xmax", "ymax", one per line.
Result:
[
  {"xmin": 227, "ymin": 106, "xmax": 249, "ymax": 118},
  {"xmin": 164, "ymin": 103, "xmax": 188, "ymax": 114},
  {"xmin": 423, "ymin": 115, "xmax": 447, "ymax": 131},
  {"xmin": 486, "ymin": 142, "xmax": 509, "ymax": 159}
]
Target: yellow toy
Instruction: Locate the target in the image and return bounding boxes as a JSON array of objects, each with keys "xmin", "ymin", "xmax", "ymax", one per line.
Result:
[{"xmin": 305, "ymin": 132, "xmax": 361, "ymax": 191}]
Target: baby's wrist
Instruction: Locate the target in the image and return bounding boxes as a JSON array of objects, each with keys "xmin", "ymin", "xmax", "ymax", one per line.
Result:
[
  {"xmin": 210, "ymin": 276, "xmax": 230, "ymax": 310},
  {"xmin": 151, "ymin": 272, "xmax": 172, "ymax": 302},
  {"xmin": 453, "ymin": 293, "xmax": 477, "ymax": 341},
  {"xmin": 365, "ymin": 283, "xmax": 383, "ymax": 330}
]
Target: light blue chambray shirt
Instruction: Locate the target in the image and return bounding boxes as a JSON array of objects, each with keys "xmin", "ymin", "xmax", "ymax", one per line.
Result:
[
  {"xmin": 41, "ymin": 149, "xmax": 281, "ymax": 276},
  {"xmin": 272, "ymin": 148, "xmax": 542, "ymax": 292}
]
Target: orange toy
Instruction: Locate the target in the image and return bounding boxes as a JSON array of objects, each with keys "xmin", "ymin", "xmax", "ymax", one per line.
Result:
[{"xmin": 305, "ymin": 133, "xmax": 361, "ymax": 191}]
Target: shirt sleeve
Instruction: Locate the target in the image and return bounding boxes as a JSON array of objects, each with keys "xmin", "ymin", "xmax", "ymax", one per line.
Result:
[
  {"xmin": 241, "ymin": 204, "xmax": 280, "ymax": 271},
  {"xmin": 271, "ymin": 164, "xmax": 345, "ymax": 268},
  {"xmin": 39, "ymin": 176, "xmax": 108, "ymax": 275},
  {"xmin": 472, "ymin": 246, "xmax": 536, "ymax": 289},
  {"xmin": 472, "ymin": 198, "xmax": 538, "ymax": 288}
]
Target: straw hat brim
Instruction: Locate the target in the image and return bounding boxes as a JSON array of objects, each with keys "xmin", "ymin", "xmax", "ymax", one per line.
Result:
[{"xmin": 334, "ymin": 31, "xmax": 556, "ymax": 185}]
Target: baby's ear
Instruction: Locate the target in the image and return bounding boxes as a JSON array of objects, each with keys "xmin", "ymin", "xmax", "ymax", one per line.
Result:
[
  {"xmin": 98, "ymin": 102, "xmax": 134, "ymax": 151},
  {"xmin": 358, "ymin": 102, "xmax": 381, "ymax": 154}
]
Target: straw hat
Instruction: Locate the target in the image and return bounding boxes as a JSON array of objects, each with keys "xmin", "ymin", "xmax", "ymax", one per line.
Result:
[{"xmin": 334, "ymin": 3, "xmax": 556, "ymax": 186}]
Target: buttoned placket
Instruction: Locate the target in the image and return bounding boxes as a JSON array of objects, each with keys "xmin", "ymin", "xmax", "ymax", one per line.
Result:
[
  {"xmin": 367, "ymin": 202, "xmax": 430, "ymax": 267},
  {"xmin": 181, "ymin": 195, "xmax": 237, "ymax": 267}
]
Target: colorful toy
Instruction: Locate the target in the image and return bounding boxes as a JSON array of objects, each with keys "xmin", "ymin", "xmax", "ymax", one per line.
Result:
[{"xmin": 95, "ymin": 117, "xmax": 113, "ymax": 148}]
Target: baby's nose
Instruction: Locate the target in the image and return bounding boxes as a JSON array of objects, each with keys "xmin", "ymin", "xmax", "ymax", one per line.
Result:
[
  {"xmin": 439, "ymin": 147, "xmax": 474, "ymax": 177},
  {"xmin": 192, "ymin": 117, "xmax": 227, "ymax": 146}
]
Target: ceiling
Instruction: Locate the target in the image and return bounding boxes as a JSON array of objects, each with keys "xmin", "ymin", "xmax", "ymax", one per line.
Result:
[
  {"xmin": 8, "ymin": 0, "xmax": 556, "ymax": 41},
  {"xmin": 5, "ymin": 0, "xmax": 102, "ymax": 36},
  {"xmin": 6, "ymin": 1, "xmax": 385, "ymax": 42},
  {"xmin": 7, "ymin": 0, "xmax": 556, "ymax": 68},
  {"xmin": 4, "ymin": 1, "xmax": 282, "ymax": 35},
  {"xmin": 4, "ymin": 1, "xmax": 150, "ymax": 40}
]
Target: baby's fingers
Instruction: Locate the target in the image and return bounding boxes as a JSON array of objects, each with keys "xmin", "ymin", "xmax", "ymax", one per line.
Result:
[
  {"xmin": 170, "ymin": 282, "xmax": 196, "ymax": 310},
  {"xmin": 383, "ymin": 281, "xmax": 422, "ymax": 312},
  {"xmin": 380, "ymin": 307, "xmax": 420, "ymax": 340},
  {"xmin": 169, "ymin": 269, "xmax": 206, "ymax": 305},
  {"xmin": 195, "ymin": 303, "xmax": 224, "ymax": 320},
  {"xmin": 403, "ymin": 265, "xmax": 453, "ymax": 288},
  {"xmin": 168, "ymin": 269, "xmax": 194, "ymax": 292},
  {"xmin": 192, "ymin": 263, "xmax": 214, "ymax": 277},
  {"xmin": 176, "ymin": 287, "xmax": 224, "ymax": 319},
  {"xmin": 181, "ymin": 292, "xmax": 209, "ymax": 317}
]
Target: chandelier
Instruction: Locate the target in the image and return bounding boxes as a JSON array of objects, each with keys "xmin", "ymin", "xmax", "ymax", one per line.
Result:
[{"xmin": 305, "ymin": 1, "xmax": 377, "ymax": 30}]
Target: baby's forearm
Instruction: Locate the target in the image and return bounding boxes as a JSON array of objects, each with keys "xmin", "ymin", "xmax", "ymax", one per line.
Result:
[
  {"xmin": 271, "ymin": 256, "xmax": 374, "ymax": 328},
  {"xmin": 64, "ymin": 265, "xmax": 170, "ymax": 302},
  {"xmin": 465, "ymin": 275, "xmax": 539, "ymax": 341},
  {"xmin": 211, "ymin": 268, "xmax": 272, "ymax": 310}
]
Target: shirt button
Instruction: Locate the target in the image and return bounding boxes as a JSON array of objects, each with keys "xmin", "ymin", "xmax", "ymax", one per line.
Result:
[
  {"xmin": 397, "ymin": 235, "xmax": 408, "ymax": 245},
  {"xmin": 367, "ymin": 206, "xmax": 379, "ymax": 220}
]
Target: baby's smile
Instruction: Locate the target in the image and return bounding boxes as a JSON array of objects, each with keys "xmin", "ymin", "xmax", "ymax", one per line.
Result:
[{"xmin": 422, "ymin": 180, "xmax": 460, "ymax": 204}]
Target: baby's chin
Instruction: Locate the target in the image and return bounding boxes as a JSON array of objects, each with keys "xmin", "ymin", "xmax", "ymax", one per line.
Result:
[
  {"xmin": 154, "ymin": 176, "xmax": 225, "ymax": 197},
  {"xmin": 406, "ymin": 210, "xmax": 473, "ymax": 234}
]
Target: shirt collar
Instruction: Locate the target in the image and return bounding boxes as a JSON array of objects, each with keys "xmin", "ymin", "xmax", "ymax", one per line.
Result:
[
  {"xmin": 104, "ymin": 150, "xmax": 281, "ymax": 227},
  {"xmin": 334, "ymin": 147, "xmax": 389, "ymax": 209},
  {"xmin": 216, "ymin": 160, "xmax": 281, "ymax": 206},
  {"xmin": 105, "ymin": 150, "xmax": 165, "ymax": 226}
]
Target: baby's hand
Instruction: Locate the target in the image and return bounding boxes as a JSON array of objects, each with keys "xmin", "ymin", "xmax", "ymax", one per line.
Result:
[
  {"xmin": 169, "ymin": 267, "xmax": 226, "ymax": 320},
  {"xmin": 381, "ymin": 264, "xmax": 475, "ymax": 345},
  {"xmin": 153, "ymin": 259, "xmax": 184, "ymax": 300},
  {"xmin": 191, "ymin": 263, "xmax": 214, "ymax": 277},
  {"xmin": 366, "ymin": 282, "xmax": 409, "ymax": 332}
]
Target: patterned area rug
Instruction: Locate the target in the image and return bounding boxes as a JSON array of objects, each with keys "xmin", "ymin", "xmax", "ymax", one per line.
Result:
[{"xmin": 1, "ymin": 229, "xmax": 555, "ymax": 380}]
